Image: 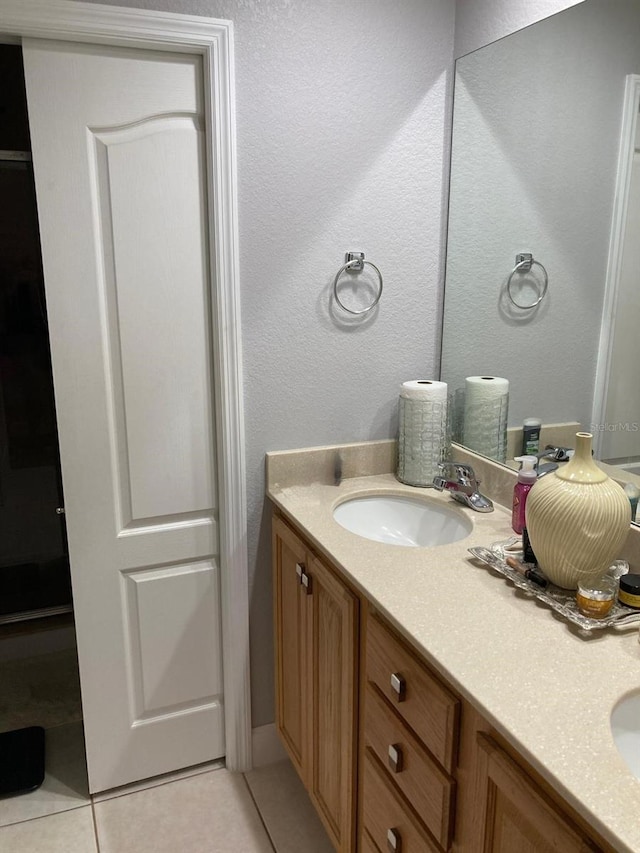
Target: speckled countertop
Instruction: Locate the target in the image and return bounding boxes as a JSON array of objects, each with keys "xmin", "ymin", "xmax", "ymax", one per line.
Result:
[{"xmin": 266, "ymin": 440, "xmax": 640, "ymax": 853}]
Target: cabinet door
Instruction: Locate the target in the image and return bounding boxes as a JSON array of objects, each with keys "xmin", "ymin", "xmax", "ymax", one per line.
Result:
[
  {"xmin": 360, "ymin": 830, "xmax": 382, "ymax": 853},
  {"xmin": 475, "ymin": 733, "xmax": 601, "ymax": 853},
  {"xmin": 307, "ymin": 553, "xmax": 358, "ymax": 852},
  {"xmin": 272, "ymin": 516, "xmax": 310, "ymax": 780}
]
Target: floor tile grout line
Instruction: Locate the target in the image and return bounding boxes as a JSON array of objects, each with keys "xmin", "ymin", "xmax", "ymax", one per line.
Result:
[
  {"xmin": 0, "ymin": 801, "xmax": 90, "ymax": 831},
  {"xmin": 3, "ymin": 761, "xmax": 323, "ymax": 851},
  {"xmin": 241, "ymin": 773, "xmax": 278, "ymax": 853},
  {"xmin": 89, "ymin": 759, "xmax": 226, "ymax": 805},
  {"xmin": 90, "ymin": 799, "xmax": 101, "ymax": 852}
]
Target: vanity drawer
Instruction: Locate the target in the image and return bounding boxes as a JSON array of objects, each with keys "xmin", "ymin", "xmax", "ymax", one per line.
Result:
[
  {"xmin": 362, "ymin": 750, "xmax": 440, "ymax": 853},
  {"xmin": 365, "ymin": 685, "xmax": 455, "ymax": 850},
  {"xmin": 366, "ymin": 612, "xmax": 459, "ymax": 773}
]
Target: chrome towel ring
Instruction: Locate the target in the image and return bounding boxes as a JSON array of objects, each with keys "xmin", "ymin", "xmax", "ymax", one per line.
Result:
[
  {"xmin": 333, "ymin": 251, "xmax": 383, "ymax": 315},
  {"xmin": 506, "ymin": 253, "xmax": 548, "ymax": 309}
]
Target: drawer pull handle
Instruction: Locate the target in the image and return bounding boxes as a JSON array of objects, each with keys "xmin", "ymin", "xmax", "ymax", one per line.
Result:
[
  {"xmin": 387, "ymin": 828, "xmax": 402, "ymax": 852},
  {"xmin": 390, "ymin": 672, "xmax": 406, "ymax": 702},
  {"xmin": 295, "ymin": 562, "xmax": 304, "ymax": 579},
  {"xmin": 301, "ymin": 571, "xmax": 313, "ymax": 595},
  {"xmin": 388, "ymin": 743, "xmax": 403, "ymax": 773}
]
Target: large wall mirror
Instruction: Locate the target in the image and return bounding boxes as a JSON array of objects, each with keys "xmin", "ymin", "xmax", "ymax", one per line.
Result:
[{"xmin": 441, "ymin": 0, "xmax": 640, "ymax": 477}]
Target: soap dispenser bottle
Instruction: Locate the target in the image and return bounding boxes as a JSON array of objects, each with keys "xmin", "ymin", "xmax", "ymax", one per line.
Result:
[{"xmin": 512, "ymin": 456, "xmax": 537, "ymax": 535}]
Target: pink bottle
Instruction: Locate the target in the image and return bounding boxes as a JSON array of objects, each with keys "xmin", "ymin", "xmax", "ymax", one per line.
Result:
[{"xmin": 512, "ymin": 456, "xmax": 537, "ymax": 535}]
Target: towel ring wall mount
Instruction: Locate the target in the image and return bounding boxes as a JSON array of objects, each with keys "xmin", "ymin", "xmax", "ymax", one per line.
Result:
[
  {"xmin": 333, "ymin": 251, "xmax": 383, "ymax": 315},
  {"xmin": 506, "ymin": 253, "xmax": 549, "ymax": 309}
]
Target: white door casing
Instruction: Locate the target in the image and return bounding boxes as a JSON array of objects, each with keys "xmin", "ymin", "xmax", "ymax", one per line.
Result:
[
  {"xmin": 0, "ymin": 0, "xmax": 250, "ymax": 789},
  {"xmin": 593, "ymin": 74, "xmax": 640, "ymax": 459},
  {"xmin": 600, "ymin": 140, "xmax": 640, "ymax": 460}
]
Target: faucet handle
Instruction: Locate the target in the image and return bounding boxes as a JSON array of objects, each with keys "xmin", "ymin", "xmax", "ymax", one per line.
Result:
[
  {"xmin": 438, "ymin": 460, "xmax": 473, "ymax": 474},
  {"xmin": 438, "ymin": 461, "xmax": 478, "ymax": 485},
  {"xmin": 433, "ymin": 461, "xmax": 493, "ymax": 512},
  {"xmin": 537, "ymin": 445, "xmax": 573, "ymax": 462}
]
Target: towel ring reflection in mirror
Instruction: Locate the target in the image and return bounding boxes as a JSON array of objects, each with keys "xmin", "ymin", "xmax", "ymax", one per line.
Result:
[
  {"xmin": 333, "ymin": 252, "xmax": 383, "ymax": 315},
  {"xmin": 506, "ymin": 253, "xmax": 549, "ymax": 309}
]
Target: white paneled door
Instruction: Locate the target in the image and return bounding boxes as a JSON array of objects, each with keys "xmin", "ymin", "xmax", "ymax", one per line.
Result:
[{"xmin": 23, "ymin": 39, "xmax": 225, "ymax": 792}]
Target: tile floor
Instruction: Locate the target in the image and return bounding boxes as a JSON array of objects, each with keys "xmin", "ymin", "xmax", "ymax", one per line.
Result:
[
  {"xmin": 0, "ymin": 722, "xmax": 334, "ymax": 852},
  {"xmin": 0, "ymin": 641, "xmax": 333, "ymax": 851}
]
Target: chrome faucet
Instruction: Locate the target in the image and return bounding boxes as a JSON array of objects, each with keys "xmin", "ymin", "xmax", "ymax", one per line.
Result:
[
  {"xmin": 535, "ymin": 445, "xmax": 573, "ymax": 477},
  {"xmin": 432, "ymin": 462, "xmax": 494, "ymax": 512},
  {"xmin": 537, "ymin": 445, "xmax": 573, "ymax": 463}
]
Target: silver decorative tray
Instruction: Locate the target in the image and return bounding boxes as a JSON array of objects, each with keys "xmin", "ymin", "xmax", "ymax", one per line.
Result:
[{"xmin": 468, "ymin": 540, "xmax": 640, "ymax": 632}]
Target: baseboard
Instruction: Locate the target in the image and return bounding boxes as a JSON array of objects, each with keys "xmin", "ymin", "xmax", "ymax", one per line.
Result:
[{"xmin": 251, "ymin": 723, "xmax": 287, "ymax": 768}]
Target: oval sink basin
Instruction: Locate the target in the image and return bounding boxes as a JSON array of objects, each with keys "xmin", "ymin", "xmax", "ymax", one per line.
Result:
[
  {"xmin": 333, "ymin": 494, "xmax": 473, "ymax": 547},
  {"xmin": 611, "ymin": 692, "xmax": 640, "ymax": 779}
]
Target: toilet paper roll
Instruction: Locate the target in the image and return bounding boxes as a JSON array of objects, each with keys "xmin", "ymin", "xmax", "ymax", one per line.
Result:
[
  {"xmin": 462, "ymin": 375, "xmax": 509, "ymax": 462},
  {"xmin": 397, "ymin": 379, "xmax": 449, "ymax": 487},
  {"xmin": 400, "ymin": 379, "xmax": 448, "ymax": 403}
]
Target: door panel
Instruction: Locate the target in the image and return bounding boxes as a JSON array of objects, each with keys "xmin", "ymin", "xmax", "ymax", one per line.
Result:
[
  {"xmin": 92, "ymin": 114, "xmax": 215, "ymax": 522},
  {"xmin": 23, "ymin": 39, "xmax": 223, "ymax": 792},
  {"xmin": 123, "ymin": 560, "xmax": 221, "ymax": 716}
]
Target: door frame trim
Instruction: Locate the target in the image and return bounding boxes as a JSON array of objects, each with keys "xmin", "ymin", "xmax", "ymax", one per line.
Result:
[
  {"xmin": 593, "ymin": 73, "xmax": 640, "ymax": 458},
  {"xmin": 0, "ymin": 0, "xmax": 251, "ymax": 771}
]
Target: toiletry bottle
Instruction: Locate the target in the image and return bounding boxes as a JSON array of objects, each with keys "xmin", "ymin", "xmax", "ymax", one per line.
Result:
[
  {"xmin": 512, "ymin": 455, "xmax": 537, "ymax": 535},
  {"xmin": 522, "ymin": 418, "xmax": 542, "ymax": 456}
]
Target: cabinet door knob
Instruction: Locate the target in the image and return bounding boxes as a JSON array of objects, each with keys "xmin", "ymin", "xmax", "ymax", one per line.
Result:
[
  {"xmin": 390, "ymin": 672, "xmax": 406, "ymax": 702},
  {"xmin": 295, "ymin": 562, "xmax": 304, "ymax": 579},
  {"xmin": 387, "ymin": 827, "xmax": 402, "ymax": 852},
  {"xmin": 387, "ymin": 743, "xmax": 404, "ymax": 773},
  {"xmin": 301, "ymin": 571, "xmax": 313, "ymax": 595}
]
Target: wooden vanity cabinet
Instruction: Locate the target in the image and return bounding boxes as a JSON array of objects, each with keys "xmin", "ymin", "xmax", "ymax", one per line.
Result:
[
  {"xmin": 454, "ymin": 703, "xmax": 607, "ymax": 853},
  {"xmin": 272, "ymin": 511, "xmax": 614, "ymax": 853},
  {"xmin": 272, "ymin": 514, "xmax": 359, "ymax": 852}
]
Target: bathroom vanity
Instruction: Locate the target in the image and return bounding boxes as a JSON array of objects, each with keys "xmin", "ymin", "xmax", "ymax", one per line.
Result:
[{"xmin": 268, "ymin": 441, "xmax": 640, "ymax": 853}]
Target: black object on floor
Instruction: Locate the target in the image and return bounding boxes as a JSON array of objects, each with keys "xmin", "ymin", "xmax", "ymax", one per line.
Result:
[{"xmin": 0, "ymin": 726, "xmax": 45, "ymax": 796}]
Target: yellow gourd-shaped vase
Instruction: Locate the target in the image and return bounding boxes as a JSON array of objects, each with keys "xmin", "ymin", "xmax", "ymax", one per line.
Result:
[{"xmin": 525, "ymin": 432, "xmax": 631, "ymax": 590}]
